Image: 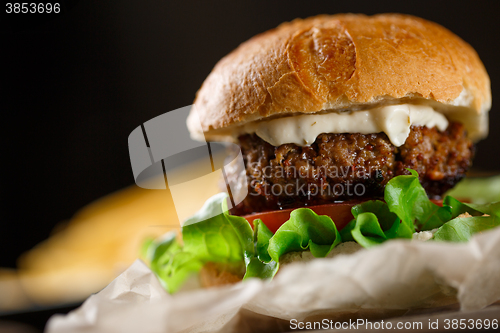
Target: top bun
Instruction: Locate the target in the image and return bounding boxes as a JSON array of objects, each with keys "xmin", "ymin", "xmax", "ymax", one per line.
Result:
[{"xmin": 187, "ymin": 14, "xmax": 491, "ymax": 142}]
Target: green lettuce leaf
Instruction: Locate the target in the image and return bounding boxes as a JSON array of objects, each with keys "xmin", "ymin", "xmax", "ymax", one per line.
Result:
[
  {"xmin": 434, "ymin": 197, "xmax": 500, "ymax": 242},
  {"xmin": 142, "ymin": 232, "xmax": 204, "ymax": 293},
  {"xmin": 243, "ymin": 220, "xmax": 278, "ymax": 279},
  {"xmin": 433, "ymin": 214, "xmax": 500, "ymax": 242},
  {"xmin": 254, "ymin": 219, "xmax": 273, "ymax": 263},
  {"xmin": 443, "ymin": 196, "xmax": 484, "ymax": 218},
  {"xmin": 244, "ymin": 257, "xmax": 278, "ymax": 280},
  {"xmin": 339, "ymin": 219, "xmax": 356, "ymax": 242},
  {"xmin": 351, "ymin": 212, "xmax": 389, "ymax": 247},
  {"xmin": 144, "ymin": 232, "xmax": 179, "ymax": 268},
  {"xmin": 443, "ymin": 196, "xmax": 500, "ymax": 219},
  {"xmin": 351, "ymin": 200, "xmax": 399, "ymax": 231},
  {"xmin": 267, "ymin": 208, "xmax": 342, "ymax": 262},
  {"xmin": 385, "ymin": 169, "xmax": 451, "ymax": 232},
  {"xmin": 464, "ymin": 202, "xmax": 500, "ymax": 218},
  {"xmin": 341, "ymin": 200, "xmax": 403, "ymax": 248},
  {"xmin": 147, "ymin": 193, "xmax": 254, "ymax": 292},
  {"xmin": 182, "ymin": 193, "xmax": 253, "ymax": 265}
]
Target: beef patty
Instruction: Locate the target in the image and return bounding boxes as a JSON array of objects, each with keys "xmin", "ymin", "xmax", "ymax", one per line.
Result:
[{"xmin": 229, "ymin": 122, "xmax": 474, "ymax": 215}]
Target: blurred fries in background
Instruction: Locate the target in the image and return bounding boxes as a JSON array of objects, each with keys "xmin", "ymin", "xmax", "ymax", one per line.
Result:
[{"xmin": 0, "ymin": 160, "xmax": 221, "ymax": 311}]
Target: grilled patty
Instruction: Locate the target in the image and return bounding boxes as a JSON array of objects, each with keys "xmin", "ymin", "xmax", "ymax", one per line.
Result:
[{"xmin": 230, "ymin": 122, "xmax": 474, "ymax": 215}]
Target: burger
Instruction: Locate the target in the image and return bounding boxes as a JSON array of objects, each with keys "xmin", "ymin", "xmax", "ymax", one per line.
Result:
[{"xmin": 143, "ymin": 14, "xmax": 498, "ymax": 294}]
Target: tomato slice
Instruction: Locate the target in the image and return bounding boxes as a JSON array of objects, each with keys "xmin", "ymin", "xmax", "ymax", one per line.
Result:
[
  {"xmin": 242, "ymin": 201, "xmax": 362, "ymax": 234},
  {"xmin": 242, "ymin": 199, "xmax": 444, "ymax": 234},
  {"xmin": 431, "ymin": 199, "xmax": 443, "ymax": 206}
]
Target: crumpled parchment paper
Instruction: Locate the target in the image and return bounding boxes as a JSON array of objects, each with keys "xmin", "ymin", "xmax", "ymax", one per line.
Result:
[{"xmin": 46, "ymin": 226, "xmax": 500, "ymax": 333}]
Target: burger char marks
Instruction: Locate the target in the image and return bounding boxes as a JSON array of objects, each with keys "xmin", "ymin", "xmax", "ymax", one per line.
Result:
[{"xmin": 230, "ymin": 122, "xmax": 474, "ymax": 215}]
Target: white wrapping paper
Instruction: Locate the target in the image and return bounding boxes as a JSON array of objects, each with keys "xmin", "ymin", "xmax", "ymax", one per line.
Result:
[{"xmin": 47, "ymin": 226, "xmax": 500, "ymax": 333}]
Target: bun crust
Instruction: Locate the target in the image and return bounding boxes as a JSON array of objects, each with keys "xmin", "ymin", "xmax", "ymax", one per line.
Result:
[
  {"xmin": 199, "ymin": 262, "xmax": 244, "ymax": 288},
  {"xmin": 188, "ymin": 14, "xmax": 490, "ymax": 141}
]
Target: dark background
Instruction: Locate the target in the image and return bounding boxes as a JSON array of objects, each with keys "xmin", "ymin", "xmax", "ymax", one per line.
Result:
[{"xmin": 2, "ymin": 0, "xmax": 500, "ymax": 268}]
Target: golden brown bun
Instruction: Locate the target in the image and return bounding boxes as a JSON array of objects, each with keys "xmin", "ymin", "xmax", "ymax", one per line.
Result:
[
  {"xmin": 199, "ymin": 262, "xmax": 244, "ymax": 288},
  {"xmin": 188, "ymin": 14, "xmax": 490, "ymax": 141}
]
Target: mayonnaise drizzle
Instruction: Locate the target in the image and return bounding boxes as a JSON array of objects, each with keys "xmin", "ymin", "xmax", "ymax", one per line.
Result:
[{"xmin": 241, "ymin": 104, "xmax": 449, "ymax": 147}]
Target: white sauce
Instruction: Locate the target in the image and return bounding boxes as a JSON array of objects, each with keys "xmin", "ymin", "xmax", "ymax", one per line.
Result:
[
  {"xmin": 412, "ymin": 228, "xmax": 440, "ymax": 241},
  {"xmin": 242, "ymin": 104, "xmax": 449, "ymax": 147}
]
